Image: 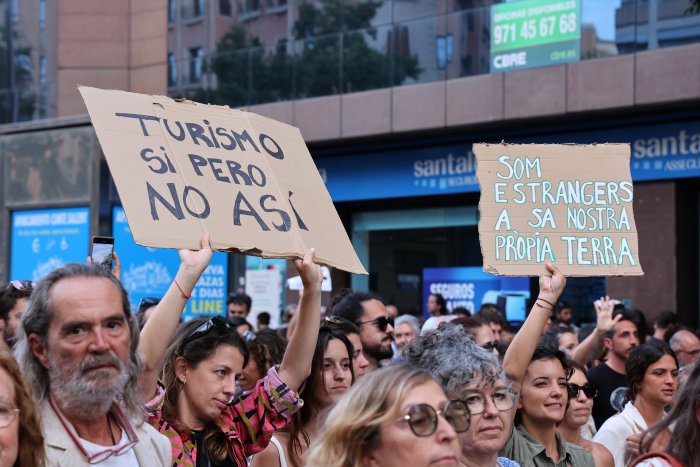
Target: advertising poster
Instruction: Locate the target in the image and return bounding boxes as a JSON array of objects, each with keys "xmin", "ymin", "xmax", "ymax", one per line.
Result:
[
  {"xmin": 245, "ymin": 268, "xmax": 282, "ymax": 329},
  {"xmin": 490, "ymin": 0, "xmax": 580, "ymax": 73},
  {"xmin": 423, "ymin": 267, "xmax": 530, "ymax": 321},
  {"xmin": 10, "ymin": 207, "xmax": 90, "ymax": 280},
  {"xmin": 113, "ymin": 206, "xmax": 228, "ymax": 320}
]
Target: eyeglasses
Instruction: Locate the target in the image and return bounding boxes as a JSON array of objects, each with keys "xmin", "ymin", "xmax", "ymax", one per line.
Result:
[
  {"xmin": 481, "ymin": 341, "xmax": 499, "ymax": 352},
  {"xmin": 398, "ymin": 401, "xmax": 470, "ymax": 437},
  {"xmin": 463, "ymin": 388, "xmax": 515, "ymax": 415},
  {"xmin": 178, "ymin": 317, "xmax": 235, "ymax": 354},
  {"xmin": 49, "ymin": 397, "xmax": 138, "ymax": 464},
  {"xmin": 7, "ymin": 280, "xmax": 34, "ymax": 291},
  {"xmin": 0, "ymin": 403, "xmax": 19, "ymax": 428},
  {"xmin": 137, "ymin": 297, "xmax": 160, "ymax": 312},
  {"xmin": 357, "ymin": 316, "xmax": 394, "ymax": 332},
  {"xmin": 567, "ymin": 382, "xmax": 598, "ymax": 400},
  {"xmin": 677, "ymin": 348, "xmax": 700, "ymax": 357},
  {"xmin": 325, "ymin": 315, "xmax": 348, "ymax": 325}
]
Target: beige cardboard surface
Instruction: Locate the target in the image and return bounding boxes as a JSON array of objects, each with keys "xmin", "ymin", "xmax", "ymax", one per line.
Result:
[
  {"xmin": 474, "ymin": 143, "xmax": 643, "ymax": 276},
  {"xmin": 79, "ymin": 86, "xmax": 367, "ymax": 274}
]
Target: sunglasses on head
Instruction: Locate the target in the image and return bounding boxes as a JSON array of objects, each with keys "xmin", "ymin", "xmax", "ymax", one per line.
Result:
[
  {"xmin": 8, "ymin": 280, "xmax": 34, "ymax": 291},
  {"xmin": 358, "ymin": 316, "xmax": 394, "ymax": 332},
  {"xmin": 399, "ymin": 401, "xmax": 471, "ymax": 437},
  {"xmin": 567, "ymin": 382, "xmax": 598, "ymax": 399},
  {"xmin": 137, "ymin": 297, "xmax": 160, "ymax": 312},
  {"xmin": 325, "ymin": 315, "xmax": 348, "ymax": 325},
  {"xmin": 178, "ymin": 317, "xmax": 235, "ymax": 354}
]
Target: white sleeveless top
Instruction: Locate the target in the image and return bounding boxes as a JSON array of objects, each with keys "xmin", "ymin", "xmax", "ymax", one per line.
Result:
[{"xmin": 269, "ymin": 435, "xmax": 288, "ymax": 467}]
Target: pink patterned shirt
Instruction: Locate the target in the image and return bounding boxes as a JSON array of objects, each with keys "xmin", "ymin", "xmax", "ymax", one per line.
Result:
[{"xmin": 146, "ymin": 367, "xmax": 302, "ymax": 467}]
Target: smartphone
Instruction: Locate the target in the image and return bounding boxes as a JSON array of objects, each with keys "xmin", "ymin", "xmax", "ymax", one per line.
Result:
[{"xmin": 91, "ymin": 236, "xmax": 114, "ymax": 271}]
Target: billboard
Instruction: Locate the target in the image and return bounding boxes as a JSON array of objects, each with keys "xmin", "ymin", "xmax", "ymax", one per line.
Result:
[
  {"xmin": 423, "ymin": 267, "xmax": 530, "ymax": 321},
  {"xmin": 10, "ymin": 207, "xmax": 90, "ymax": 281},
  {"xmin": 490, "ymin": 0, "xmax": 580, "ymax": 73},
  {"xmin": 113, "ymin": 206, "xmax": 228, "ymax": 320}
]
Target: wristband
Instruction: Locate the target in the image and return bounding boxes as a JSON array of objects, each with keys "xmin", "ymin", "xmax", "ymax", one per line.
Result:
[
  {"xmin": 174, "ymin": 279, "xmax": 191, "ymax": 299},
  {"xmin": 535, "ymin": 301, "xmax": 552, "ymax": 310},
  {"xmin": 537, "ymin": 297, "xmax": 554, "ymax": 307}
]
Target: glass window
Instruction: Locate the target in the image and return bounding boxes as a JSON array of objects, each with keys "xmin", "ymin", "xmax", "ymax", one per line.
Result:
[
  {"xmin": 168, "ymin": 52, "xmax": 177, "ymax": 86},
  {"xmin": 168, "ymin": 0, "xmax": 176, "ymax": 23},
  {"xmin": 189, "ymin": 47, "xmax": 203, "ymax": 83},
  {"xmin": 220, "ymin": 0, "xmax": 232, "ymax": 16}
]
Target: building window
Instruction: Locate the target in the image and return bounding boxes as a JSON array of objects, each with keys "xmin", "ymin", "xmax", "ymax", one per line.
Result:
[
  {"xmin": 10, "ymin": 0, "xmax": 19, "ymax": 23},
  {"xmin": 244, "ymin": 0, "xmax": 260, "ymax": 13},
  {"xmin": 169, "ymin": 0, "xmax": 176, "ymax": 23},
  {"xmin": 39, "ymin": 56, "xmax": 46, "ymax": 84},
  {"xmin": 194, "ymin": 0, "xmax": 204, "ymax": 17},
  {"xmin": 189, "ymin": 47, "xmax": 203, "ymax": 84},
  {"xmin": 39, "ymin": 0, "xmax": 46, "ymax": 29},
  {"xmin": 220, "ymin": 0, "xmax": 232, "ymax": 16},
  {"xmin": 168, "ymin": 52, "xmax": 177, "ymax": 87}
]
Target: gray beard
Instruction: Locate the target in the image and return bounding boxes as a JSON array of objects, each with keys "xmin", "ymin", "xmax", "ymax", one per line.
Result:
[{"xmin": 49, "ymin": 353, "xmax": 129, "ymax": 420}]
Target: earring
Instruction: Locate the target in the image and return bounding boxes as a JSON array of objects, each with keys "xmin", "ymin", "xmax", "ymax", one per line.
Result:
[{"xmin": 179, "ymin": 379, "xmax": 186, "ymax": 390}]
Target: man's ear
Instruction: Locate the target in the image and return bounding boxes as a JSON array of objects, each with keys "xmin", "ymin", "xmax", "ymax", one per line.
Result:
[
  {"xmin": 602, "ymin": 336, "xmax": 613, "ymax": 351},
  {"xmin": 28, "ymin": 333, "xmax": 50, "ymax": 369}
]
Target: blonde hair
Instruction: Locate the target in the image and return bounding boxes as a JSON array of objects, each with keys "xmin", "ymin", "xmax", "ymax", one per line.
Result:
[{"xmin": 306, "ymin": 365, "xmax": 436, "ymax": 467}]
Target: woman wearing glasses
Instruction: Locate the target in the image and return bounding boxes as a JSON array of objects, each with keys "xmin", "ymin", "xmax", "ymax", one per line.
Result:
[
  {"xmin": 139, "ymin": 236, "xmax": 323, "ymax": 466},
  {"xmin": 500, "ymin": 263, "xmax": 595, "ymax": 467},
  {"xmin": 0, "ymin": 350, "xmax": 45, "ymax": 467},
  {"xmin": 557, "ymin": 361, "xmax": 614, "ymax": 467},
  {"xmin": 406, "ymin": 323, "xmax": 519, "ymax": 467},
  {"xmin": 251, "ymin": 326, "xmax": 355, "ymax": 466},
  {"xmin": 306, "ymin": 365, "xmax": 468, "ymax": 467}
]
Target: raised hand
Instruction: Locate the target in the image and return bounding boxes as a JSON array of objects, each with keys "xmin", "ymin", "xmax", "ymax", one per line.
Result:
[
  {"xmin": 294, "ymin": 248, "xmax": 322, "ymax": 290},
  {"xmin": 538, "ymin": 262, "xmax": 566, "ymax": 304},
  {"xmin": 178, "ymin": 233, "xmax": 213, "ymax": 278},
  {"xmin": 594, "ymin": 295, "xmax": 621, "ymax": 333}
]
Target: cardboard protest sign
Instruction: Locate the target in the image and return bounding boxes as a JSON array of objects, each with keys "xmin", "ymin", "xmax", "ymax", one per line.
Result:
[
  {"xmin": 79, "ymin": 86, "xmax": 367, "ymax": 274},
  {"xmin": 474, "ymin": 143, "xmax": 643, "ymax": 276}
]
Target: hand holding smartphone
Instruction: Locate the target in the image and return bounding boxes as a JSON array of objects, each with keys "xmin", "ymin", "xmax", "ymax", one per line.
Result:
[{"xmin": 91, "ymin": 236, "xmax": 115, "ymax": 271}]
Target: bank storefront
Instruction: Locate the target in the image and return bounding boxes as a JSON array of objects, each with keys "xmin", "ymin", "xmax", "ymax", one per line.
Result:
[{"xmin": 315, "ymin": 113, "xmax": 700, "ymax": 324}]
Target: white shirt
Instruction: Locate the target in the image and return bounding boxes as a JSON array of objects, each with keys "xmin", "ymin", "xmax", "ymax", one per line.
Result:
[
  {"xmin": 593, "ymin": 401, "xmax": 647, "ymax": 467},
  {"xmin": 79, "ymin": 426, "xmax": 139, "ymax": 466}
]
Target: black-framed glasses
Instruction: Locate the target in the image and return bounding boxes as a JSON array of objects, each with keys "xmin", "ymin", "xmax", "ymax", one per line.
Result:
[
  {"xmin": 0, "ymin": 403, "xmax": 19, "ymax": 428},
  {"xmin": 49, "ymin": 397, "xmax": 138, "ymax": 464},
  {"xmin": 178, "ymin": 317, "xmax": 234, "ymax": 354},
  {"xmin": 463, "ymin": 388, "xmax": 515, "ymax": 415},
  {"xmin": 8, "ymin": 280, "xmax": 34, "ymax": 291},
  {"xmin": 137, "ymin": 297, "xmax": 160, "ymax": 313},
  {"xmin": 398, "ymin": 401, "xmax": 470, "ymax": 437},
  {"xmin": 567, "ymin": 382, "xmax": 598, "ymax": 399},
  {"xmin": 357, "ymin": 316, "xmax": 394, "ymax": 332},
  {"xmin": 481, "ymin": 341, "xmax": 498, "ymax": 352}
]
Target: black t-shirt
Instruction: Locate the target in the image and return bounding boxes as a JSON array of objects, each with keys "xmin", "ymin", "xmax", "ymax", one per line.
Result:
[
  {"xmin": 587, "ymin": 362, "xmax": 627, "ymax": 428},
  {"xmin": 192, "ymin": 430, "xmax": 235, "ymax": 467}
]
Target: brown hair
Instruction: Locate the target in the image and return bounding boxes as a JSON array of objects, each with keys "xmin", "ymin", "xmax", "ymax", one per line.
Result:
[{"xmin": 0, "ymin": 350, "xmax": 45, "ymax": 467}]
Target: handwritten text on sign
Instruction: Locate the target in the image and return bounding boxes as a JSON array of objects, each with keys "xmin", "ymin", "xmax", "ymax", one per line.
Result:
[
  {"xmin": 474, "ymin": 143, "xmax": 643, "ymax": 276},
  {"xmin": 79, "ymin": 86, "xmax": 366, "ymax": 274}
]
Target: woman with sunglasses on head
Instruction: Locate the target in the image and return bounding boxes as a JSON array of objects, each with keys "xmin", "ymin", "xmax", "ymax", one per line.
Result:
[
  {"xmin": 593, "ymin": 343, "xmax": 678, "ymax": 466},
  {"xmin": 251, "ymin": 326, "xmax": 355, "ymax": 467},
  {"xmin": 324, "ymin": 316, "xmax": 371, "ymax": 378},
  {"xmin": 406, "ymin": 323, "xmax": 519, "ymax": 467},
  {"xmin": 307, "ymin": 365, "xmax": 469, "ymax": 467},
  {"xmin": 500, "ymin": 263, "xmax": 595, "ymax": 467},
  {"xmin": 557, "ymin": 361, "xmax": 614, "ymax": 467},
  {"xmin": 138, "ymin": 235, "xmax": 323, "ymax": 466}
]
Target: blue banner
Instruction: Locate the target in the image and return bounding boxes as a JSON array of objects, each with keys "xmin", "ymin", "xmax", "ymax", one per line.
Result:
[
  {"xmin": 317, "ymin": 120, "xmax": 700, "ymax": 202},
  {"xmin": 10, "ymin": 207, "xmax": 90, "ymax": 281},
  {"xmin": 423, "ymin": 267, "xmax": 530, "ymax": 321},
  {"xmin": 113, "ymin": 207, "xmax": 229, "ymax": 320}
]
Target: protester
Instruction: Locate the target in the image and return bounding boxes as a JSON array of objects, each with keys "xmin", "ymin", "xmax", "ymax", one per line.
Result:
[
  {"xmin": 251, "ymin": 326, "xmax": 354, "ymax": 466},
  {"xmin": 324, "ymin": 316, "xmax": 371, "ymax": 378},
  {"xmin": 649, "ymin": 311, "xmax": 679, "ymax": 345},
  {"xmin": 227, "ymin": 293, "xmax": 252, "ymax": 319},
  {"xmin": 385, "ymin": 304, "xmax": 399, "ymax": 320},
  {"xmin": 500, "ymin": 263, "xmax": 595, "ymax": 466},
  {"xmin": 632, "ymin": 361, "xmax": 699, "ymax": 467},
  {"xmin": 553, "ymin": 301, "xmax": 578, "ymax": 333},
  {"xmin": 565, "ymin": 296, "xmax": 620, "ymax": 369},
  {"xmin": 451, "ymin": 316, "xmax": 500, "ymax": 356},
  {"xmin": 393, "ymin": 314, "xmax": 420, "ymax": 357},
  {"xmin": 139, "ymin": 239, "xmax": 322, "ymax": 466},
  {"xmin": 0, "ymin": 280, "xmax": 33, "ymax": 349},
  {"xmin": 477, "ymin": 309, "xmax": 509, "ymax": 342},
  {"xmin": 228, "ymin": 316, "xmax": 254, "ymax": 335},
  {"xmin": 329, "ymin": 289, "xmax": 394, "ymax": 372},
  {"xmin": 15, "ymin": 262, "xmax": 172, "ymax": 465},
  {"xmin": 587, "ymin": 309, "xmax": 641, "ymax": 427},
  {"xmin": 0, "ymin": 349, "xmax": 45, "ymax": 467},
  {"xmin": 238, "ymin": 330, "xmax": 287, "ymax": 393},
  {"xmin": 257, "ymin": 311, "xmax": 271, "ymax": 331},
  {"xmin": 594, "ymin": 343, "xmax": 678, "ymax": 466},
  {"xmin": 540, "ymin": 327, "xmax": 578, "ymax": 357},
  {"xmin": 306, "ymin": 365, "xmax": 468, "ymax": 467},
  {"xmin": 406, "ymin": 324, "xmax": 519, "ymax": 467},
  {"xmin": 426, "ymin": 293, "xmax": 448, "ymax": 317},
  {"xmin": 556, "ymin": 361, "xmax": 614, "ymax": 467},
  {"xmin": 668, "ymin": 329, "xmax": 700, "ymax": 368},
  {"xmin": 135, "ymin": 297, "xmax": 160, "ymax": 330}
]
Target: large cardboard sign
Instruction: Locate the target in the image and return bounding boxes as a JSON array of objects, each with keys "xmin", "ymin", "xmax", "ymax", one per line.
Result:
[
  {"xmin": 474, "ymin": 143, "xmax": 643, "ymax": 276},
  {"xmin": 79, "ymin": 86, "xmax": 367, "ymax": 274}
]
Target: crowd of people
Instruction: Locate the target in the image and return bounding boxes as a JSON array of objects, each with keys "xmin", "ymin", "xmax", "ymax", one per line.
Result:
[{"xmin": 0, "ymin": 239, "xmax": 698, "ymax": 467}]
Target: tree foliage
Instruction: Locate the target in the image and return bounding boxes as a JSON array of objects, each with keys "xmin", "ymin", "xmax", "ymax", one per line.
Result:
[{"xmin": 198, "ymin": 0, "xmax": 421, "ymax": 107}]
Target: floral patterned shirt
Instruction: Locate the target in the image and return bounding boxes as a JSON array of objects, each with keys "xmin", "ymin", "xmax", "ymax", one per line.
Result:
[{"xmin": 146, "ymin": 367, "xmax": 302, "ymax": 467}]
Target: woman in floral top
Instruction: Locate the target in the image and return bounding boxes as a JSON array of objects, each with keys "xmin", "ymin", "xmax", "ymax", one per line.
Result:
[{"xmin": 137, "ymin": 235, "xmax": 322, "ymax": 466}]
